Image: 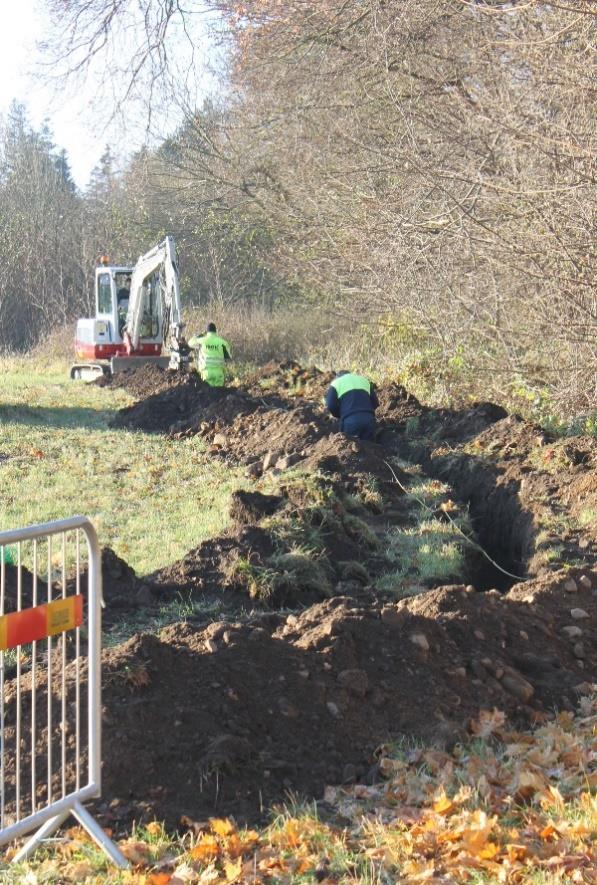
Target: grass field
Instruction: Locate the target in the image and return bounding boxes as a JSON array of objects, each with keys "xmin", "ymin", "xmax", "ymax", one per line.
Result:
[{"xmin": 0, "ymin": 356, "xmax": 245, "ymax": 575}]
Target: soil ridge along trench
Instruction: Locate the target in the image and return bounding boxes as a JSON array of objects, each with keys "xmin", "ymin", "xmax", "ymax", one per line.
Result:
[{"xmin": 3, "ymin": 363, "xmax": 594, "ymax": 830}]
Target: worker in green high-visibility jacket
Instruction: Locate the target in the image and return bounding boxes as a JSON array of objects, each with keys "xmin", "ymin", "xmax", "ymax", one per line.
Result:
[
  {"xmin": 325, "ymin": 371, "xmax": 379, "ymax": 440},
  {"xmin": 188, "ymin": 322, "xmax": 232, "ymax": 387}
]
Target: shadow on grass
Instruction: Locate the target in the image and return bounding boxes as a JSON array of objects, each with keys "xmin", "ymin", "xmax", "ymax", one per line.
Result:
[{"xmin": 0, "ymin": 403, "xmax": 121, "ymax": 432}]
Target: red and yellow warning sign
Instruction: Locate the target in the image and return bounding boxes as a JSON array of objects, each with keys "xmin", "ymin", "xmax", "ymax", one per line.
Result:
[{"xmin": 0, "ymin": 596, "xmax": 83, "ymax": 651}]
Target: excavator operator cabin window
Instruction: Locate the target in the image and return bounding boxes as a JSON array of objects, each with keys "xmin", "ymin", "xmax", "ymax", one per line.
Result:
[{"xmin": 97, "ymin": 273, "xmax": 113, "ymax": 314}]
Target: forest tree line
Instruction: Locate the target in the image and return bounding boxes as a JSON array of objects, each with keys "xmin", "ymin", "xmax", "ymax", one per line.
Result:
[{"xmin": 2, "ymin": 0, "xmax": 595, "ymax": 412}]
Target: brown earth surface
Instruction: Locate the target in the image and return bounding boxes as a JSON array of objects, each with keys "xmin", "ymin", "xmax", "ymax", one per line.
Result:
[
  {"xmin": 3, "ymin": 363, "xmax": 596, "ymax": 834},
  {"xmin": 2, "ymin": 570, "xmax": 594, "ymax": 832}
]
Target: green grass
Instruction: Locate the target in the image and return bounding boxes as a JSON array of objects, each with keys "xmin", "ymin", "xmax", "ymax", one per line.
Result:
[
  {"xmin": 0, "ymin": 359, "xmax": 245, "ymax": 575},
  {"xmin": 578, "ymin": 508, "xmax": 596, "ymax": 528},
  {"xmin": 375, "ymin": 474, "xmax": 470, "ymax": 595}
]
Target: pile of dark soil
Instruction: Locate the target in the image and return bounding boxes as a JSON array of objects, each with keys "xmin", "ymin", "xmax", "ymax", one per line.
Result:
[
  {"xmin": 110, "ymin": 377, "xmax": 238, "ymax": 434},
  {"xmin": 195, "ymin": 401, "xmax": 333, "ymax": 467},
  {"xmin": 154, "ymin": 526, "xmax": 276, "ymax": 597},
  {"xmin": 1, "ymin": 563, "xmax": 46, "ymax": 613},
  {"xmin": 245, "ymin": 360, "xmax": 335, "ymax": 400},
  {"xmin": 77, "ymin": 566, "xmax": 597, "ymax": 828},
  {"xmin": 1, "ymin": 548, "xmax": 143, "ymax": 618},
  {"xmin": 4, "ymin": 568, "xmax": 593, "ymax": 831},
  {"xmin": 229, "ymin": 490, "xmax": 283, "ymax": 525},
  {"xmin": 96, "ymin": 365, "xmax": 189, "ymax": 398}
]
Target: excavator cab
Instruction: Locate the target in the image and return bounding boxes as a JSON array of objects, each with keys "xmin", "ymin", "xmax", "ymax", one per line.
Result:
[{"xmin": 72, "ymin": 264, "xmax": 164, "ymax": 379}]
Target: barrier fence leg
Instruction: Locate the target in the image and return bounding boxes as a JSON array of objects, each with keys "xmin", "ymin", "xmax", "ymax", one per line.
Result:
[
  {"xmin": 11, "ymin": 809, "xmax": 71, "ymax": 864},
  {"xmin": 72, "ymin": 800, "xmax": 129, "ymax": 869}
]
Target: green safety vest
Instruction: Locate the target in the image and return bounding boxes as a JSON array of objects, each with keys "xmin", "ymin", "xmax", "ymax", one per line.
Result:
[
  {"xmin": 330, "ymin": 373, "xmax": 372, "ymax": 398},
  {"xmin": 188, "ymin": 332, "xmax": 231, "ymax": 371}
]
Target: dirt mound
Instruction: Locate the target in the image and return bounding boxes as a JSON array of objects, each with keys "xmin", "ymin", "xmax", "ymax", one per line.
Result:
[
  {"xmin": 153, "ymin": 526, "xmax": 276, "ymax": 596},
  {"xmin": 83, "ymin": 566, "xmax": 597, "ymax": 828},
  {"xmin": 299, "ymin": 433, "xmax": 393, "ymax": 482},
  {"xmin": 1, "ymin": 563, "xmax": 46, "ymax": 613},
  {"xmin": 101, "ymin": 547, "xmax": 140, "ymax": 609},
  {"xmin": 229, "ymin": 490, "xmax": 283, "ymax": 525},
  {"xmin": 97, "ymin": 365, "xmax": 188, "ymax": 398},
  {"xmin": 198, "ymin": 402, "xmax": 333, "ymax": 467},
  {"xmin": 376, "ymin": 383, "xmax": 426, "ymax": 424},
  {"xmin": 4, "ymin": 568, "xmax": 593, "ymax": 831},
  {"xmin": 110, "ymin": 376, "xmax": 240, "ymax": 434},
  {"xmin": 246, "ymin": 360, "xmax": 335, "ymax": 400},
  {"xmin": 1, "ymin": 548, "xmax": 138, "ymax": 615}
]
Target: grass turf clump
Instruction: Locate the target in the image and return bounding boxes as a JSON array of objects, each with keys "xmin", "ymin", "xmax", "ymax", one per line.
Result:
[
  {"xmin": 337, "ymin": 560, "xmax": 370, "ymax": 585},
  {"xmin": 228, "ymin": 549, "xmax": 333, "ymax": 606}
]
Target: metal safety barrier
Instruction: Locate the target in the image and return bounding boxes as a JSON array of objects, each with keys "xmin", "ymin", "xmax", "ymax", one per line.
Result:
[{"xmin": 0, "ymin": 517, "xmax": 127, "ymax": 867}]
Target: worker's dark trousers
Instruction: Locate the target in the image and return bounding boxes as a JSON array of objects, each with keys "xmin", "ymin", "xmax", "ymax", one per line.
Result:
[{"xmin": 340, "ymin": 413, "xmax": 376, "ymax": 441}]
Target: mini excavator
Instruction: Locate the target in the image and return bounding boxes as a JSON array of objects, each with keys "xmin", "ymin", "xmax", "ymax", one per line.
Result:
[{"xmin": 71, "ymin": 236, "xmax": 190, "ymax": 379}]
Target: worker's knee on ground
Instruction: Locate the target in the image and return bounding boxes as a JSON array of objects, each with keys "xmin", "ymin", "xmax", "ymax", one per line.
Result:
[
  {"xmin": 341, "ymin": 415, "xmax": 376, "ymax": 440},
  {"xmin": 201, "ymin": 368, "xmax": 226, "ymax": 387}
]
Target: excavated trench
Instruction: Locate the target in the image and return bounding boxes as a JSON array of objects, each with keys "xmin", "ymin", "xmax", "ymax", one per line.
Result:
[
  {"xmin": 3, "ymin": 365, "xmax": 592, "ymax": 831},
  {"xmin": 424, "ymin": 454, "xmax": 535, "ymax": 592}
]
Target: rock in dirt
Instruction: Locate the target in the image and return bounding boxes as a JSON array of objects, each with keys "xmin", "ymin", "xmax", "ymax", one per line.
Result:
[
  {"xmin": 337, "ymin": 669, "xmax": 370, "ymax": 697},
  {"xmin": 263, "ymin": 450, "xmax": 284, "ymax": 472},
  {"xmin": 410, "ymin": 633, "xmax": 430, "ymax": 652},
  {"xmin": 501, "ymin": 671, "xmax": 535, "ymax": 703},
  {"xmin": 562, "ymin": 625, "xmax": 583, "ymax": 638}
]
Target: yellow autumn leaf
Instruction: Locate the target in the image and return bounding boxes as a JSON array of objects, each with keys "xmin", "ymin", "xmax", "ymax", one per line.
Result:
[
  {"xmin": 190, "ymin": 834, "xmax": 221, "ymax": 861},
  {"xmin": 506, "ymin": 843, "xmax": 528, "ymax": 862},
  {"xmin": 210, "ymin": 817, "xmax": 235, "ymax": 837},
  {"xmin": 122, "ymin": 872, "xmax": 148, "ymax": 885},
  {"xmin": 145, "ymin": 821, "xmax": 164, "ymax": 838},
  {"xmin": 433, "ymin": 789, "xmax": 454, "ymax": 815},
  {"xmin": 224, "ymin": 857, "xmax": 242, "ymax": 882},
  {"xmin": 119, "ymin": 839, "xmax": 153, "ymax": 866},
  {"xmin": 470, "ymin": 708, "xmax": 506, "ymax": 738},
  {"xmin": 479, "ymin": 841, "xmax": 499, "ymax": 860},
  {"xmin": 460, "ymin": 810, "xmax": 497, "ymax": 855}
]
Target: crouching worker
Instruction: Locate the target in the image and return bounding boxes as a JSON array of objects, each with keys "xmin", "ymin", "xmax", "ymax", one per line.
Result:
[
  {"xmin": 189, "ymin": 322, "xmax": 232, "ymax": 387},
  {"xmin": 325, "ymin": 371, "xmax": 379, "ymax": 440}
]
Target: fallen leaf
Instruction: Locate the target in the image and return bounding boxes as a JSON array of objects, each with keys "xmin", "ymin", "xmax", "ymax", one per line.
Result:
[
  {"xmin": 506, "ymin": 843, "xmax": 527, "ymax": 862},
  {"xmin": 170, "ymin": 863, "xmax": 198, "ymax": 883},
  {"xmin": 540, "ymin": 823, "xmax": 559, "ymax": 841},
  {"xmin": 470, "ymin": 708, "xmax": 506, "ymax": 738},
  {"xmin": 224, "ymin": 857, "xmax": 243, "ymax": 882},
  {"xmin": 190, "ymin": 835, "xmax": 220, "ymax": 862},
  {"xmin": 433, "ymin": 789, "xmax": 454, "ymax": 815},
  {"xmin": 210, "ymin": 817, "xmax": 235, "ymax": 837},
  {"xmin": 119, "ymin": 839, "xmax": 153, "ymax": 866},
  {"xmin": 146, "ymin": 821, "xmax": 164, "ymax": 838},
  {"xmin": 148, "ymin": 874, "xmax": 172, "ymax": 885},
  {"xmin": 63, "ymin": 860, "xmax": 97, "ymax": 880}
]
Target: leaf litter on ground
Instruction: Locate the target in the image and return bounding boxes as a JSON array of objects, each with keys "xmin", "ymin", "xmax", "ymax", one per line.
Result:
[{"xmin": 3, "ymin": 694, "xmax": 595, "ymax": 883}]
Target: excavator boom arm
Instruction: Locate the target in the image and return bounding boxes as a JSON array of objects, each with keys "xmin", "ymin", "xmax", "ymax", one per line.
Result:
[{"xmin": 125, "ymin": 236, "xmax": 184, "ymax": 351}]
